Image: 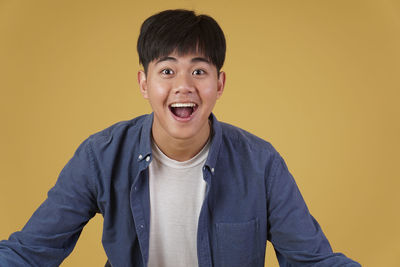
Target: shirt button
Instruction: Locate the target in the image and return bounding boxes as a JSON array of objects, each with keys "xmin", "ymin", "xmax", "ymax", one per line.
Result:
[
  {"xmin": 140, "ymin": 224, "xmax": 144, "ymax": 229},
  {"xmin": 134, "ymin": 186, "xmax": 138, "ymax": 191},
  {"xmin": 138, "ymin": 154, "xmax": 143, "ymax": 160},
  {"xmin": 211, "ymin": 168, "xmax": 215, "ymax": 173},
  {"xmin": 146, "ymin": 156, "xmax": 150, "ymax": 162}
]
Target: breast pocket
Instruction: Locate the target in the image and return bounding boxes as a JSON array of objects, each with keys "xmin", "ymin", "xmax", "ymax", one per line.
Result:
[{"xmin": 215, "ymin": 218, "xmax": 262, "ymax": 267}]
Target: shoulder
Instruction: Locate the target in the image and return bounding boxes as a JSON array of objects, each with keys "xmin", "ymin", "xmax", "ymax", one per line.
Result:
[
  {"xmin": 214, "ymin": 120, "xmax": 281, "ymax": 174},
  {"xmin": 213, "ymin": 120, "xmax": 283, "ymax": 185},
  {"xmin": 73, "ymin": 114, "xmax": 152, "ymax": 159},
  {"xmin": 218, "ymin": 121, "xmax": 277, "ymax": 156},
  {"xmin": 87, "ymin": 114, "xmax": 149, "ymax": 145}
]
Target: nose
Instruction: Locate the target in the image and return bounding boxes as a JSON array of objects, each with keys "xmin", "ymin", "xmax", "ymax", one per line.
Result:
[{"xmin": 172, "ymin": 73, "xmax": 195, "ymax": 95}]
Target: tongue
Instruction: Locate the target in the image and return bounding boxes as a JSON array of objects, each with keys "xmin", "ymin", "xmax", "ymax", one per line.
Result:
[{"xmin": 174, "ymin": 107, "xmax": 192, "ymax": 118}]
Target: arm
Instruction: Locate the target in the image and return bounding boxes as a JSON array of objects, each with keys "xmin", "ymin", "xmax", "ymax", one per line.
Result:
[
  {"xmin": 0, "ymin": 139, "xmax": 99, "ymax": 267},
  {"xmin": 266, "ymin": 154, "xmax": 360, "ymax": 266}
]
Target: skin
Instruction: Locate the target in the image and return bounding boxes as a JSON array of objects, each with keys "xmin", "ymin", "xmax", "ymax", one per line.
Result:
[{"xmin": 138, "ymin": 52, "xmax": 226, "ymax": 161}]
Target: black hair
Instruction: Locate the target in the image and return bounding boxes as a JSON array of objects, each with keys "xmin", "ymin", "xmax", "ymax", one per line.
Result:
[{"xmin": 137, "ymin": 9, "xmax": 226, "ymax": 73}]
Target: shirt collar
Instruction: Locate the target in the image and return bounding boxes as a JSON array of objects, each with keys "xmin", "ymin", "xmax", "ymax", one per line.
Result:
[
  {"xmin": 137, "ymin": 112, "xmax": 222, "ymax": 174},
  {"xmin": 137, "ymin": 113, "xmax": 153, "ymax": 164},
  {"xmin": 205, "ymin": 113, "xmax": 222, "ymax": 175}
]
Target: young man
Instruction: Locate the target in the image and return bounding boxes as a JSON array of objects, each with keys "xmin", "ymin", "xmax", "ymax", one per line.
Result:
[{"xmin": 0, "ymin": 9, "xmax": 360, "ymax": 267}]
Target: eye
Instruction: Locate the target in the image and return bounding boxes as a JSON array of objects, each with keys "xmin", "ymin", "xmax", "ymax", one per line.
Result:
[
  {"xmin": 161, "ymin": 68, "xmax": 174, "ymax": 75},
  {"xmin": 192, "ymin": 69, "xmax": 206, "ymax": 75}
]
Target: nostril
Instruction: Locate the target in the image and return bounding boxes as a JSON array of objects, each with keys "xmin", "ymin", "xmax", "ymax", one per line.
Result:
[{"xmin": 174, "ymin": 88, "xmax": 193, "ymax": 95}]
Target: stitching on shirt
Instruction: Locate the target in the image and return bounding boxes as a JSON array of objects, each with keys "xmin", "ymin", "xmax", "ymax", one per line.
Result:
[
  {"xmin": 266, "ymin": 154, "xmax": 280, "ymax": 197},
  {"xmin": 86, "ymin": 139, "xmax": 99, "ymax": 207}
]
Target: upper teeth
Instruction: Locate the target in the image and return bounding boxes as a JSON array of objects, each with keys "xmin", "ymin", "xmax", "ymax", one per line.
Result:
[{"xmin": 170, "ymin": 103, "xmax": 196, "ymax": 108}]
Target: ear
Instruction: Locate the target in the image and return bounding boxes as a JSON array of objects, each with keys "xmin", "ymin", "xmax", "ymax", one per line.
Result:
[
  {"xmin": 138, "ymin": 70, "xmax": 149, "ymax": 99},
  {"xmin": 216, "ymin": 71, "xmax": 226, "ymax": 99}
]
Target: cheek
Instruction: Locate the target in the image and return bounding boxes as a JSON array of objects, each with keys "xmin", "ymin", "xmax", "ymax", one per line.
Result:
[
  {"xmin": 200, "ymin": 83, "xmax": 219, "ymax": 102},
  {"xmin": 148, "ymin": 83, "xmax": 170, "ymax": 104}
]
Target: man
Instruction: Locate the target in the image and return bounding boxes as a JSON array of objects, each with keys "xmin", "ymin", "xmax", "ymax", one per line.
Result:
[{"xmin": 0, "ymin": 9, "xmax": 360, "ymax": 267}]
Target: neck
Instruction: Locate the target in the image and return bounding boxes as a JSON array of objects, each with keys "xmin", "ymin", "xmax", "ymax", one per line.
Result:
[{"xmin": 152, "ymin": 121, "xmax": 211, "ymax": 162}]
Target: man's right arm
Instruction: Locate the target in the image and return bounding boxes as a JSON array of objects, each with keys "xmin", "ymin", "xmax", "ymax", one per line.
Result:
[{"xmin": 0, "ymin": 139, "xmax": 99, "ymax": 267}]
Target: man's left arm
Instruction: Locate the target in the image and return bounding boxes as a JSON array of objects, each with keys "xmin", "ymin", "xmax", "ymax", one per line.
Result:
[{"xmin": 266, "ymin": 154, "xmax": 361, "ymax": 266}]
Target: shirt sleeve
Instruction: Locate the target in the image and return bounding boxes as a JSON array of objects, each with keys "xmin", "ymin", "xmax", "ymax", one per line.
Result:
[
  {"xmin": 0, "ymin": 138, "xmax": 99, "ymax": 267},
  {"xmin": 266, "ymin": 154, "xmax": 361, "ymax": 266}
]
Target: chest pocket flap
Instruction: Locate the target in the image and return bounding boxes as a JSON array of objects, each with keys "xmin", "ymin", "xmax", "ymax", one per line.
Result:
[{"xmin": 215, "ymin": 218, "xmax": 262, "ymax": 267}]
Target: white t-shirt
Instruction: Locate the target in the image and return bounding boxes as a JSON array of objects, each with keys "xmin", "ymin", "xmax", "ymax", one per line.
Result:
[{"xmin": 147, "ymin": 140, "xmax": 210, "ymax": 267}]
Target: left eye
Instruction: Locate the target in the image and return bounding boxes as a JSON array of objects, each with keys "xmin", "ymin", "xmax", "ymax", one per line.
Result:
[{"xmin": 192, "ymin": 69, "xmax": 205, "ymax": 75}]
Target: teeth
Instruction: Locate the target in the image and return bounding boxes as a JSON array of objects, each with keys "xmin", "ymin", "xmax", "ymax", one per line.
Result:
[{"xmin": 170, "ymin": 103, "xmax": 196, "ymax": 108}]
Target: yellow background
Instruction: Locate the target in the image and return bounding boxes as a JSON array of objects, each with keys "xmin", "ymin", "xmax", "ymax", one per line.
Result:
[{"xmin": 1, "ymin": 0, "xmax": 399, "ymax": 266}]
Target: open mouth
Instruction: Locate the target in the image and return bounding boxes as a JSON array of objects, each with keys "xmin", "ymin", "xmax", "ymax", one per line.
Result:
[{"xmin": 169, "ymin": 102, "xmax": 198, "ymax": 119}]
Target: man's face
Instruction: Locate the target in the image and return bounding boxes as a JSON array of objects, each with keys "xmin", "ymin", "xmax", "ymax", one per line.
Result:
[{"xmin": 138, "ymin": 52, "xmax": 225, "ymax": 143}]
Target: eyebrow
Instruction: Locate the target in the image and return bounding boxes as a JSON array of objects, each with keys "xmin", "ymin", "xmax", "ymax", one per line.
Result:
[
  {"xmin": 191, "ymin": 57, "xmax": 210, "ymax": 64},
  {"xmin": 155, "ymin": 56, "xmax": 210, "ymax": 64},
  {"xmin": 156, "ymin": 56, "xmax": 177, "ymax": 64}
]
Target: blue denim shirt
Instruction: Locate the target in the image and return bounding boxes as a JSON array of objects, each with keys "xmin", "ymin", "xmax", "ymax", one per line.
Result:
[{"xmin": 0, "ymin": 114, "xmax": 360, "ymax": 267}]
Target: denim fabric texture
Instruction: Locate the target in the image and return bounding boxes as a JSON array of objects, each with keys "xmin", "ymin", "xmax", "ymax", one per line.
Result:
[{"xmin": 0, "ymin": 113, "xmax": 360, "ymax": 267}]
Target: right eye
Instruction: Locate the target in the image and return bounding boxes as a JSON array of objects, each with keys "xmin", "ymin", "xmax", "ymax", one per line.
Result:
[{"xmin": 161, "ymin": 69, "xmax": 174, "ymax": 75}]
